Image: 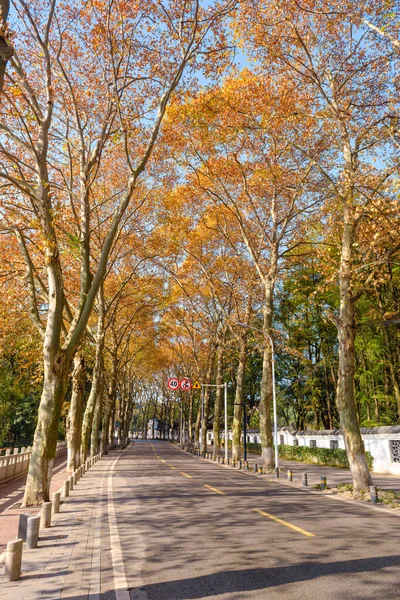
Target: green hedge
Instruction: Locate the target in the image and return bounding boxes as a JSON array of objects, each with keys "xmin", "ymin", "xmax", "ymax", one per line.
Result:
[{"xmin": 245, "ymin": 442, "xmax": 374, "ymax": 471}]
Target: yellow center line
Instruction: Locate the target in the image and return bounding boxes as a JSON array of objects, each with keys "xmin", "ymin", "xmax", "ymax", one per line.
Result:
[
  {"xmin": 169, "ymin": 465, "xmax": 177, "ymax": 469},
  {"xmin": 253, "ymin": 509, "xmax": 315, "ymax": 537},
  {"xmin": 160, "ymin": 459, "xmax": 166, "ymax": 463},
  {"xmin": 203, "ymin": 484, "xmax": 225, "ymax": 495},
  {"xmin": 180, "ymin": 472, "xmax": 193, "ymax": 479}
]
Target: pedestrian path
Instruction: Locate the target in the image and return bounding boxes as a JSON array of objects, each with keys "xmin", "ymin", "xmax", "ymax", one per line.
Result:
[
  {"xmin": 0, "ymin": 454, "xmax": 109, "ymax": 600},
  {"xmin": 0, "ymin": 456, "xmax": 68, "ymax": 556}
]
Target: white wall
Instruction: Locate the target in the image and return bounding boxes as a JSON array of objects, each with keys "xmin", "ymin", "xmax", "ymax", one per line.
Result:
[{"xmin": 206, "ymin": 428, "xmax": 400, "ymax": 475}]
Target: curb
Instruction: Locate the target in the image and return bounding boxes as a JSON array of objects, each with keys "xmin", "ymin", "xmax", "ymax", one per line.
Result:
[{"xmin": 173, "ymin": 443, "xmax": 400, "ymax": 519}]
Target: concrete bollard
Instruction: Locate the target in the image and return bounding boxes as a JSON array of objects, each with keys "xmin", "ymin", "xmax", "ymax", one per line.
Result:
[
  {"xmin": 86, "ymin": 459, "xmax": 90, "ymax": 470},
  {"xmin": 63, "ymin": 479, "xmax": 70, "ymax": 498},
  {"xmin": 69, "ymin": 475, "xmax": 74, "ymax": 491},
  {"xmin": 40, "ymin": 502, "xmax": 52, "ymax": 529},
  {"xmin": 26, "ymin": 515, "xmax": 40, "ymax": 549},
  {"xmin": 254, "ymin": 463, "xmax": 258, "ymax": 473},
  {"xmin": 227, "ymin": 458, "xmax": 230, "ymax": 466},
  {"xmin": 239, "ymin": 460, "xmax": 242, "ymax": 469},
  {"xmin": 320, "ymin": 476, "xmax": 327, "ymax": 491},
  {"xmin": 73, "ymin": 471, "xmax": 78, "ymax": 485},
  {"xmin": 370, "ymin": 485, "xmax": 378, "ymax": 504},
  {"xmin": 17, "ymin": 513, "xmax": 30, "ymax": 541},
  {"xmin": 52, "ymin": 491, "xmax": 61, "ymax": 514},
  {"xmin": 222, "ymin": 457, "xmax": 225, "ymax": 464},
  {"xmin": 287, "ymin": 469, "xmax": 293, "ymax": 482},
  {"xmin": 301, "ymin": 473, "xmax": 308, "ymax": 486},
  {"xmin": 81, "ymin": 463, "xmax": 85, "ymax": 474},
  {"xmin": 275, "ymin": 467, "xmax": 280, "ymax": 479},
  {"xmin": 5, "ymin": 538, "xmax": 23, "ymax": 581}
]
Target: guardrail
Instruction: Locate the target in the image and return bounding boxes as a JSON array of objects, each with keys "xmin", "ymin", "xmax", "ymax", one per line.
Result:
[{"xmin": 0, "ymin": 442, "xmax": 67, "ymax": 485}]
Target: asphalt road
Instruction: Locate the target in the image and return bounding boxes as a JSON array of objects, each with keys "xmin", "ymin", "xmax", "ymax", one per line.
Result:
[{"xmin": 110, "ymin": 441, "xmax": 400, "ymax": 600}]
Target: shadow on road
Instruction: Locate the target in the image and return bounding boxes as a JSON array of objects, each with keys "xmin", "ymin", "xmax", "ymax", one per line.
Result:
[{"xmin": 129, "ymin": 555, "xmax": 400, "ymax": 599}]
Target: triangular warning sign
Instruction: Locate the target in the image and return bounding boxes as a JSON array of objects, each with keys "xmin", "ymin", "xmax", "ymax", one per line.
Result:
[{"xmin": 192, "ymin": 380, "xmax": 201, "ymax": 390}]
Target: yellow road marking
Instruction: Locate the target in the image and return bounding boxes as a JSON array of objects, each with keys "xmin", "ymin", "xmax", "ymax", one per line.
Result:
[
  {"xmin": 180, "ymin": 472, "xmax": 192, "ymax": 479},
  {"xmin": 204, "ymin": 484, "xmax": 225, "ymax": 495},
  {"xmin": 253, "ymin": 509, "xmax": 315, "ymax": 537},
  {"xmin": 161, "ymin": 459, "xmax": 166, "ymax": 463},
  {"xmin": 169, "ymin": 465, "xmax": 177, "ymax": 469}
]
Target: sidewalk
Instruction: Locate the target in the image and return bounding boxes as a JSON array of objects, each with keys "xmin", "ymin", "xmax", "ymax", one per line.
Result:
[
  {"xmin": 0, "ymin": 454, "xmax": 108, "ymax": 600},
  {"xmin": 206, "ymin": 445, "xmax": 400, "ymax": 492},
  {"xmin": 0, "ymin": 457, "xmax": 68, "ymax": 556}
]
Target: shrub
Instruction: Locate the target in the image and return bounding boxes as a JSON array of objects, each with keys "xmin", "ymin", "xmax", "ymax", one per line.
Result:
[{"xmin": 245, "ymin": 442, "xmax": 374, "ymax": 471}]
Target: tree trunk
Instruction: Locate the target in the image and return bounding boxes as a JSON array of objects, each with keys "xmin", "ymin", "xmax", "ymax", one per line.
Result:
[
  {"xmin": 81, "ymin": 298, "xmax": 105, "ymax": 462},
  {"xmin": 22, "ymin": 350, "xmax": 70, "ymax": 505},
  {"xmin": 336, "ymin": 199, "xmax": 372, "ymax": 491},
  {"xmin": 259, "ymin": 281, "xmax": 274, "ymax": 470},
  {"xmin": 90, "ymin": 383, "xmax": 103, "ymax": 456},
  {"xmin": 232, "ymin": 338, "xmax": 246, "ymax": 461},
  {"xmin": 194, "ymin": 398, "xmax": 201, "ymax": 448},
  {"xmin": 201, "ymin": 347, "xmax": 216, "ymax": 453},
  {"xmin": 382, "ymin": 324, "xmax": 400, "ymax": 421},
  {"xmin": 213, "ymin": 342, "xmax": 224, "ymax": 456},
  {"xmin": 66, "ymin": 354, "xmax": 85, "ymax": 472}
]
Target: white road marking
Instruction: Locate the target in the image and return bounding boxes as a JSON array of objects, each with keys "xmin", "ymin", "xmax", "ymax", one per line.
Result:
[{"xmin": 108, "ymin": 449, "xmax": 131, "ymax": 600}]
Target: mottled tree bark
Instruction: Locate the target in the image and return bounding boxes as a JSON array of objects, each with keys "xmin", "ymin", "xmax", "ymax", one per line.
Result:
[
  {"xmin": 232, "ymin": 338, "xmax": 246, "ymax": 461},
  {"xmin": 90, "ymin": 383, "xmax": 103, "ymax": 456},
  {"xmin": 201, "ymin": 345, "xmax": 217, "ymax": 453},
  {"xmin": 0, "ymin": 0, "xmax": 12, "ymax": 93},
  {"xmin": 336, "ymin": 197, "xmax": 372, "ymax": 491},
  {"xmin": 259, "ymin": 280, "xmax": 275, "ymax": 470},
  {"xmin": 213, "ymin": 341, "xmax": 224, "ymax": 456},
  {"xmin": 81, "ymin": 296, "xmax": 105, "ymax": 462},
  {"xmin": 66, "ymin": 354, "xmax": 85, "ymax": 472}
]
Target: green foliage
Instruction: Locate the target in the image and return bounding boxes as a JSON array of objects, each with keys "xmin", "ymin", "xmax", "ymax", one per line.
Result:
[{"xmin": 246, "ymin": 442, "xmax": 374, "ymax": 470}]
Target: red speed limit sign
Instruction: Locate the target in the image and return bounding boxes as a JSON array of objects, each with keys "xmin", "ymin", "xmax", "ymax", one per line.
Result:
[
  {"xmin": 168, "ymin": 378, "xmax": 179, "ymax": 391},
  {"xmin": 180, "ymin": 378, "xmax": 192, "ymax": 391}
]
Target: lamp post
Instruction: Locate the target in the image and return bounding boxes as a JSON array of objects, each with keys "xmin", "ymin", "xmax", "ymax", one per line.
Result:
[
  {"xmin": 200, "ymin": 382, "xmax": 229, "ymax": 462},
  {"xmin": 235, "ymin": 322, "xmax": 279, "ymax": 476}
]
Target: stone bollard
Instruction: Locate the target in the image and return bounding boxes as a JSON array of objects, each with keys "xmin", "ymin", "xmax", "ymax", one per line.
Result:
[
  {"xmin": 222, "ymin": 457, "xmax": 225, "ymax": 465},
  {"xmin": 69, "ymin": 475, "xmax": 74, "ymax": 491},
  {"xmin": 40, "ymin": 502, "xmax": 52, "ymax": 529},
  {"xmin": 275, "ymin": 467, "xmax": 280, "ymax": 479},
  {"xmin": 254, "ymin": 463, "xmax": 258, "ymax": 473},
  {"xmin": 301, "ymin": 473, "xmax": 308, "ymax": 487},
  {"xmin": 26, "ymin": 515, "xmax": 40, "ymax": 549},
  {"xmin": 52, "ymin": 492, "xmax": 61, "ymax": 514},
  {"xmin": 82, "ymin": 463, "xmax": 85, "ymax": 474},
  {"xmin": 320, "ymin": 476, "xmax": 327, "ymax": 491},
  {"xmin": 17, "ymin": 513, "xmax": 30, "ymax": 541},
  {"xmin": 73, "ymin": 471, "xmax": 78, "ymax": 485},
  {"xmin": 86, "ymin": 459, "xmax": 90, "ymax": 470},
  {"xmin": 5, "ymin": 539, "xmax": 23, "ymax": 581},
  {"xmin": 227, "ymin": 458, "xmax": 230, "ymax": 466},
  {"xmin": 370, "ymin": 485, "xmax": 378, "ymax": 504},
  {"xmin": 239, "ymin": 460, "xmax": 242, "ymax": 469},
  {"xmin": 63, "ymin": 479, "xmax": 70, "ymax": 498},
  {"xmin": 287, "ymin": 469, "xmax": 293, "ymax": 482}
]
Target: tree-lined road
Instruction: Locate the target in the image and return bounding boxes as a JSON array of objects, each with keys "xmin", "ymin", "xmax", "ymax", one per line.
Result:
[{"xmin": 109, "ymin": 441, "xmax": 400, "ymax": 599}]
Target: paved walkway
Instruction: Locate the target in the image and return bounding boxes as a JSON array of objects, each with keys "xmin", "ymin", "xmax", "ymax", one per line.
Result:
[
  {"xmin": 0, "ymin": 456, "xmax": 68, "ymax": 555},
  {"xmin": 0, "ymin": 453, "xmax": 110, "ymax": 600},
  {"xmin": 207, "ymin": 446, "xmax": 400, "ymax": 492}
]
